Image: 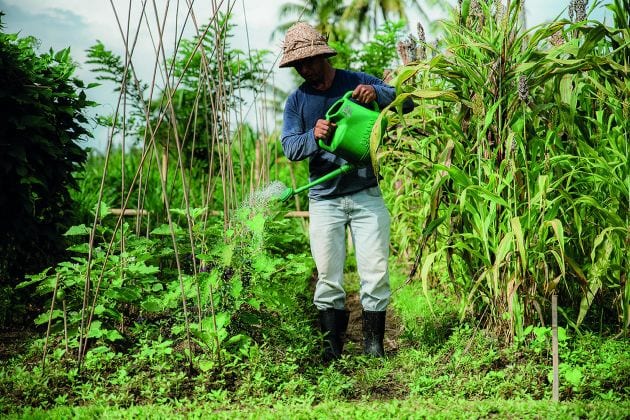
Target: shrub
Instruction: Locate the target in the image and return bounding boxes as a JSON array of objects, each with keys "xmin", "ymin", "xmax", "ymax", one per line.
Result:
[{"xmin": 0, "ymin": 13, "xmax": 93, "ymax": 302}]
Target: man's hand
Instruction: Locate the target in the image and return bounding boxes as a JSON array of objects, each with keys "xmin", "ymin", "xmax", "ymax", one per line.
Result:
[
  {"xmin": 352, "ymin": 84, "xmax": 377, "ymax": 104},
  {"xmin": 314, "ymin": 119, "xmax": 336, "ymax": 144}
]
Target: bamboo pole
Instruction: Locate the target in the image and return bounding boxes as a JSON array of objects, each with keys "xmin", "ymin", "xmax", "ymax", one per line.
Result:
[
  {"xmin": 552, "ymin": 293, "xmax": 559, "ymax": 402},
  {"xmin": 110, "ymin": 208, "xmax": 150, "ymax": 216},
  {"xmin": 42, "ymin": 273, "xmax": 60, "ymax": 373}
]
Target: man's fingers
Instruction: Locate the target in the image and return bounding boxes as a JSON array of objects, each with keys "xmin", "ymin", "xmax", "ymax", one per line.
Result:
[
  {"xmin": 315, "ymin": 120, "xmax": 336, "ymax": 141},
  {"xmin": 352, "ymin": 85, "xmax": 375, "ymax": 104}
]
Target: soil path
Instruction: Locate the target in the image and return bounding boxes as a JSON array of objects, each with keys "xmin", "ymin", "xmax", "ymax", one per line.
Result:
[{"xmin": 310, "ymin": 269, "xmax": 405, "ymax": 356}]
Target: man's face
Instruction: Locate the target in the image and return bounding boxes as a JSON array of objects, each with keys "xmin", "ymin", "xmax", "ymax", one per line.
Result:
[{"xmin": 293, "ymin": 56, "xmax": 326, "ymax": 85}]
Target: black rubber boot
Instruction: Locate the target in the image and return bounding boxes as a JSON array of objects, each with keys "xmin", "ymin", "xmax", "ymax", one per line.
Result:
[
  {"xmin": 362, "ymin": 310, "xmax": 386, "ymax": 357},
  {"xmin": 319, "ymin": 309, "xmax": 350, "ymax": 362}
]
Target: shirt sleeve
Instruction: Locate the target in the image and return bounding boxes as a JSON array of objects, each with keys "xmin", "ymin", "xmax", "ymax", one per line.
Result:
[
  {"xmin": 281, "ymin": 94, "xmax": 320, "ymax": 162},
  {"xmin": 358, "ymin": 73, "xmax": 396, "ymax": 108},
  {"xmin": 361, "ymin": 72, "xmax": 415, "ymax": 113}
]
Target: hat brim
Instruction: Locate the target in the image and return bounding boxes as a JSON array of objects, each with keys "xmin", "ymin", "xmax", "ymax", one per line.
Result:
[{"xmin": 279, "ymin": 48, "xmax": 337, "ymax": 68}]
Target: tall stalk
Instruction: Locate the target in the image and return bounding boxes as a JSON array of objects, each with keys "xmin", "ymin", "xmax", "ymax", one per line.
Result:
[{"xmin": 382, "ymin": 0, "xmax": 628, "ymax": 339}]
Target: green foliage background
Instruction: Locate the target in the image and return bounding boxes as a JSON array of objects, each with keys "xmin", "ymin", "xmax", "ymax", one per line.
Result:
[{"xmin": 0, "ymin": 13, "xmax": 93, "ymax": 294}]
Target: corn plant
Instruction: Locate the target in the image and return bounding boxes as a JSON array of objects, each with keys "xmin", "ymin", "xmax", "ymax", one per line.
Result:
[{"xmin": 381, "ymin": 0, "xmax": 628, "ymax": 341}]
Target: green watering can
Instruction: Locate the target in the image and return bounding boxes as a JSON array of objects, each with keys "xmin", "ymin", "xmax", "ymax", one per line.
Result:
[{"xmin": 280, "ymin": 91, "xmax": 387, "ymax": 202}]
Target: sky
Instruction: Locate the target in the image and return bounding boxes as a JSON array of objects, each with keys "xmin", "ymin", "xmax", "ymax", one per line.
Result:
[{"xmin": 0, "ymin": 0, "xmax": 612, "ymax": 150}]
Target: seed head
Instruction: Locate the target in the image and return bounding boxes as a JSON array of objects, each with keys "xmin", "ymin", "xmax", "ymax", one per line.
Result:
[
  {"xmin": 396, "ymin": 41, "xmax": 410, "ymax": 66},
  {"xmin": 416, "ymin": 23, "xmax": 427, "ymax": 60},
  {"xmin": 397, "ymin": 35, "xmax": 418, "ymax": 65},
  {"xmin": 431, "ymin": 39, "xmax": 439, "ymax": 58},
  {"xmin": 494, "ymin": 0, "xmax": 504, "ymax": 25},
  {"xmin": 518, "ymin": 74, "xmax": 529, "ymax": 101},
  {"xmin": 544, "ymin": 152, "xmax": 550, "ymax": 172},
  {"xmin": 569, "ymin": 0, "xmax": 588, "ymax": 22},
  {"xmin": 417, "ymin": 22, "xmax": 426, "ymax": 44},
  {"xmin": 472, "ymin": 93, "xmax": 484, "ymax": 117},
  {"xmin": 471, "ymin": 0, "xmax": 482, "ymax": 17},
  {"xmin": 470, "ymin": 0, "xmax": 485, "ymax": 30},
  {"xmin": 550, "ymin": 30, "xmax": 565, "ymax": 46}
]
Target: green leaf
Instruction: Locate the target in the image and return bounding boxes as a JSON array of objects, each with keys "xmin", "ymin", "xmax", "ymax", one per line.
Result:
[
  {"xmin": 563, "ymin": 366, "xmax": 583, "ymax": 388},
  {"xmin": 422, "ymin": 215, "xmax": 447, "ymax": 236},
  {"xmin": 109, "ymin": 286, "xmax": 141, "ymax": 303},
  {"xmin": 34, "ymin": 310, "xmax": 63, "ymax": 325},
  {"xmin": 87, "ymin": 320, "xmax": 104, "ymax": 338},
  {"xmin": 245, "ymin": 213, "xmax": 265, "ymax": 234},
  {"xmin": 64, "ymin": 224, "xmax": 90, "ymax": 236},
  {"xmin": 460, "ymin": 0, "xmax": 470, "ymax": 24},
  {"xmin": 481, "ymin": 100, "xmax": 502, "ymax": 137},
  {"xmin": 225, "ymin": 333, "xmax": 249, "ymax": 347},
  {"xmin": 214, "ymin": 312, "xmax": 230, "ymax": 330},
  {"xmin": 230, "ymin": 278, "xmax": 243, "ymax": 299},
  {"xmin": 495, "ymin": 232, "xmax": 514, "ymax": 268},
  {"xmin": 67, "ymin": 243, "xmax": 90, "ymax": 253},
  {"xmin": 247, "ymin": 298, "xmax": 260, "ymax": 310},
  {"xmin": 105, "ymin": 329, "xmax": 124, "ymax": 341},
  {"xmin": 511, "ymin": 217, "xmax": 527, "ymax": 271},
  {"xmin": 434, "ymin": 164, "xmax": 471, "ymax": 188},
  {"xmin": 221, "ymin": 244, "xmax": 234, "ymax": 266},
  {"xmin": 198, "ymin": 359, "xmax": 214, "ymax": 372},
  {"xmin": 151, "ymin": 223, "xmax": 184, "ymax": 235},
  {"xmin": 141, "ymin": 298, "xmax": 165, "ymax": 313},
  {"xmin": 467, "ymin": 185, "xmax": 509, "ymax": 208},
  {"xmin": 126, "ymin": 262, "xmax": 159, "ymax": 275}
]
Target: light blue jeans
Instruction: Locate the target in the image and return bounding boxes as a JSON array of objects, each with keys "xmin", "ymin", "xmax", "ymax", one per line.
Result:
[{"xmin": 309, "ymin": 185, "xmax": 391, "ymax": 312}]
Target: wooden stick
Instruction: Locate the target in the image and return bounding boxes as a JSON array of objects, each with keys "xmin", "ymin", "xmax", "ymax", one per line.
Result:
[
  {"xmin": 284, "ymin": 211, "xmax": 309, "ymax": 218},
  {"xmin": 42, "ymin": 273, "xmax": 60, "ymax": 373},
  {"xmin": 552, "ymin": 293, "xmax": 559, "ymax": 402},
  {"xmin": 109, "ymin": 208, "xmax": 150, "ymax": 216}
]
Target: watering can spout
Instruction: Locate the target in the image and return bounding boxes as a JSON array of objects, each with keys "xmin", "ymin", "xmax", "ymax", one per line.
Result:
[
  {"xmin": 279, "ymin": 187, "xmax": 295, "ymax": 203},
  {"xmin": 278, "ymin": 164, "xmax": 356, "ymax": 202}
]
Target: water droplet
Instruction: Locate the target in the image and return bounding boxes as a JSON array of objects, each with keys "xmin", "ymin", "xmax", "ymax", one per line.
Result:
[{"xmin": 244, "ymin": 180, "xmax": 288, "ymax": 208}]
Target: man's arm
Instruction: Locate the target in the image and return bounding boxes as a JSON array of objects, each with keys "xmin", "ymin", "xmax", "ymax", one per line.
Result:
[
  {"xmin": 281, "ymin": 95, "xmax": 320, "ymax": 161},
  {"xmin": 358, "ymin": 73, "xmax": 414, "ymax": 113}
]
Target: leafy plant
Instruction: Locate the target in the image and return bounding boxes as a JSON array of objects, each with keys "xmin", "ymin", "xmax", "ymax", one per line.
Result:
[
  {"xmin": 0, "ymin": 13, "xmax": 94, "ymax": 294},
  {"xmin": 381, "ymin": 0, "xmax": 629, "ymax": 339}
]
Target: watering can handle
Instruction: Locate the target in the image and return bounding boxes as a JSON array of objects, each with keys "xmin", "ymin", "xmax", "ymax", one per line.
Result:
[
  {"xmin": 341, "ymin": 90, "xmax": 380, "ymax": 112},
  {"xmin": 325, "ymin": 91, "xmax": 379, "ymax": 121}
]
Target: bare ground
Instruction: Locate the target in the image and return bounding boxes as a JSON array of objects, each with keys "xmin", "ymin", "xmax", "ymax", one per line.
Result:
[{"xmin": 0, "ymin": 328, "xmax": 34, "ymax": 361}]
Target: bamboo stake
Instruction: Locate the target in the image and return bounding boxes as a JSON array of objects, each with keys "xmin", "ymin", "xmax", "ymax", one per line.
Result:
[
  {"xmin": 62, "ymin": 299, "xmax": 69, "ymax": 357},
  {"xmin": 552, "ymin": 293, "xmax": 559, "ymax": 402},
  {"xmin": 78, "ymin": 0, "xmax": 150, "ymax": 372},
  {"xmin": 42, "ymin": 273, "xmax": 60, "ymax": 373},
  {"xmin": 110, "ymin": 208, "xmax": 150, "ymax": 216}
]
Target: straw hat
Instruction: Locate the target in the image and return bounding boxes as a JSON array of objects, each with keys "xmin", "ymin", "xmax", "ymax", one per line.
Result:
[{"xmin": 279, "ymin": 22, "xmax": 337, "ymax": 68}]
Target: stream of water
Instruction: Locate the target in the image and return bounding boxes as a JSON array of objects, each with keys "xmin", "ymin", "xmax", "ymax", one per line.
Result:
[{"xmin": 245, "ymin": 180, "xmax": 288, "ymax": 208}]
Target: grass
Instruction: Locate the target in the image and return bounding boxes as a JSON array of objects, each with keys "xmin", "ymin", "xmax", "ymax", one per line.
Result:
[
  {"xmin": 9, "ymin": 399, "xmax": 630, "ymax": 419},
  {"xmin": 2, "ymin": 230, "xmax": 627, "ymax": 418},
  {"xmin": 2, "ymin": 264, "xmax": 628, "ymax": 418}
]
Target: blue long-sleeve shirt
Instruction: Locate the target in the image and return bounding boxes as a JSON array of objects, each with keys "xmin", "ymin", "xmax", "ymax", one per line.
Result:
[{"xmin": 281, "ymin": 69, "xmax": 396, "ymax": 199}]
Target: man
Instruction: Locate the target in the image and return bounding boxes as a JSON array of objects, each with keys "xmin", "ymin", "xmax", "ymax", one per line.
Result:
[{"xmin": 279, "ymin": 22, "xmax": 403, "ymax": 361}]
